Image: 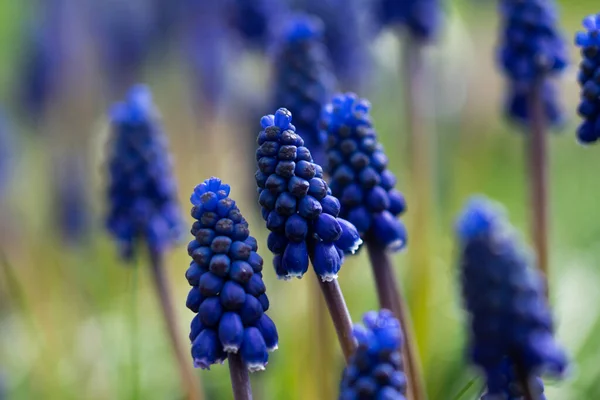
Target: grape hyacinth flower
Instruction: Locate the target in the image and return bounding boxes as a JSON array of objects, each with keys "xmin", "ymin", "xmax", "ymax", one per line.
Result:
[
  {"xmin": 255, "ymin": 107, "xmax": 360, "ymax": 361},
  {"xmin": 187, "ymin": 177, "xmax": 278, "ymax": 373},
  {"xmin": 294, "ymin": 0, "xmax": 371, "ymax": 88},
  {"xmin": 375, "ymin": 0, "xmax": 442, "ymax": 41},
  {"xmin": 498, "ymin": 0, "xmax": 568, "ymax": 126},
  {"xmin": 575, "ymin": 13, "xmax": 600, "ymax": 144},
  {"xmin": 324, "ymin": 93, "xmax": 407, "ymax": 252},
  {"xmin": 480, "ymin": 359, "xmax": 547, "ymax": 400},
  {"xmin": 106, "ymin": 85, "xmax": 183, "ymax": 259},
  {"xmin": 272, "ymin": 14, "xmax": 336, "ymax": 166},
  {"xmin": 229, "ymin": 0, "xmax": 286, "ymax": 50},
  {"xmin": 457, "ymin": 196, "xmax": 568, "ymax": 398},
  {"xmin": 339, "ymin": 310, "xmax": 407, "ymax": 400},
  {"xmin": 323, "ymin": 92, "xmax": 424, "ymax": 400}
]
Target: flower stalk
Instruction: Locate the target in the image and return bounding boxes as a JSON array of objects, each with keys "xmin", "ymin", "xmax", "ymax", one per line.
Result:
[
  {"xmin": 149, "ymin": 248, "xmax": 203, "ymax": 400},
  {"xmin": 228, "ymin": 353, "xmax": 253, "ymax": 400}
]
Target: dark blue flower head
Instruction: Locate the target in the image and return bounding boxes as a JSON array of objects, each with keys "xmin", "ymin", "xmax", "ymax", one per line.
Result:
[
  {"xmin": 324, "ymin": 93, "xmax": 407, "ymax": 252},
  {"xmin": 498, "ymin": 0, "xmax": 568, "ymax": 126},
  {"xmin": 375, "ymin": 0, "xmax": 442, "ymax": 41},
  {"xmin": 187, "ymin": 177, "xmax": 278, "ymax": 372},
  {"xmin": 575, "ymin": 14, "xmax": 600, "ymax": 144},
  {"xmin": 255, "ymin": 108, "xmax": 362, "ymax": 281},
  {"xmin": 339, "ymin": 310, "xmax": 407, "ymax": 400},
  {"xmin": 229, "ymin": 0, "xmax": 286, "ymax": 50},
  {"xmin": 457, "ymin": 196, "xmax": 567, "ymax": 396},
  {"xmin": 272, "ymin": 14, "xmax": 337, "ymax": 166},
  {"xmin": 480, "ymin": 358, "xmax": 547, "ymax": 400},
  {"xmin": 105, "ymin": 85, "xmax": 184, "ymax": 260},
  {"xmin": 294, "ymin": 0, "xmax": 371, "ymax": 87}
]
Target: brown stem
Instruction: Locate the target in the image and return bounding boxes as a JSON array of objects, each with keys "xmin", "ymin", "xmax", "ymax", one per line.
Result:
[
  {"xmin": 228, "ymin": 353, "xmax": 253, "ymax": 400},
  {"xmin": 515, "ymin": 363, "xmax": 536, "ymax": 400},
  {"xmin": 365, "ymin": 240, "xmax": 426, "ymax": 400},
  {"xmin": 316, "ymin": 276, "xmax": 357, "ymax": 363},
  {"xmin": 148, "ymin": 248, "xmax": 204, "ymax": 400},
  {"xmin": 527, "ymin": 82, "xmax": 549, "ymax": 296}
]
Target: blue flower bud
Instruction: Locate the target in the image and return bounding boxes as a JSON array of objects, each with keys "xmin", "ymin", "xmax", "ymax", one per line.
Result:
[
  {"xmin": 245, "ymin": 236, "xmax": 258, "ymax": 252},
  {"xmin": 265, "ymin": 173, "xmax": 287, "ymax": 194},
  {"xmin": 185, "ymin": 262, "xmax": 204, "ymax": 286},
  {"xmin": 241, "ymin": 327, "xmax": 269, "ymax": 372},
  {"xmin": 258, "ymin": 293, "xmax": 270, "ymax": 311},
  {"xmin": 259, "ymin": 188, "xmax": 277, "ymax": 210},
  {"xmin": 372, "ymin": 211, "xmax": 407, "ymax": 252},
  {"xmin": 311, "ymin": 242, "xmax": 341, "ymax": 281},
  {"xmin": 220, "ymin": 281, "xmax": 246, "ymax": 311},
  {"xmin": 245, "ymin": 274, "xmax": 267, "ymax": 297},
  {"xmin": 188, "ymin": 240, "xmax": 201, "ymax": 256},
  {"xmin": 295, "ymin": 160, "xmax": 317, "ymax": 180},
  {"xmin": 388, "ymin": 189, "xmax": 406, "ymax": 216},
  {"xmin": 198, "ymin": 297, "xmax": 223, "ymax": 328},
  {"xmin": 240, "ymin": 294, "xmax": 264, "ymax": 325},
  {"xmin": 247, "ymin": 251, "xmax": 263, "ymax": 272},
  {"xmin": 192, "ymin": 329, "xmax": 225, "ymax": 370},
  {"xmin": 347, "ymin": 206, "xmax": 372, "ymax": 233},
  {"xmin": 218, "ymin": 312, "xmax": 245, "ymax": 353},
  {"xmin": 190, "ymin": 314, "xmax": 205, "ymax": 343},
  {"xmin": 281, "ymin": 241, "xmax": 310, "ymax": 279},
  {"xmin": 195, "ymin": 229, "xmax": 216, "ymax": 246},
  {"xmin": 284, "ymin": 214, "xmax": 309, "ymax": 242},
  {"xmin": 255, "ymin": 314, "xmax": 279, "ymax": 352},
  {"xmin": 315, "ymin": 213, "xmax": 343, "ymax": 242},
  {"xmin": 186, "ymin": 287, "xmax": 203, "ymax": 313},
  {"xmin": 229, "ymin": 261, "xmax": 254, "ymax": 283},
  {"xmin": 211, "ymin": 236, "xmax": 232, "ymax": 254},
  {"xmin": 321, "ymin": 195, "xmax": 341, "ymax": 217},
  {"xmin": 192, "ymin": 247, "xmax": 213, "ymax": 267},
  {"xmin": 298, "ymin": 195, "xmax": 322, "ymax": 219},
  {"xmin": 199, "ymin": 272, "xmax": 225, "ymax": 297},
  {"xmin": 209, "ymin": 254, "xmax": 231, "ymax": 277},
  {"xmin": 275, "ymin": 192, "xmax": 297, "ymax": 216}
]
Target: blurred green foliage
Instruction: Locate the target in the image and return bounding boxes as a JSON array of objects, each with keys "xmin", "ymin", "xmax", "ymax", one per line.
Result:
[{"xmin": 1, "ymin": 1, "xmax": 600, "ymax": 399}]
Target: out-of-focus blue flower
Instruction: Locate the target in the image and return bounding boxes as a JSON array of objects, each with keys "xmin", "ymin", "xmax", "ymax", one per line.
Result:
[
  {"xmin": 272, "ymin": 14, "xmax": 336, "ymax": 166},
  {"xmin": 187, "ymin": 177, "xmax": 278, "ymax": 372},
  {"xmin": 255, "ymin": 108, "xmax": 361, "ymax": 281},
  {"xmin": 457, "ymin": 196, "xmax": 567, "ymax": 397},
  {"xmin": 229, "ymin": 0, "xmax": 286, "ymax": 50},
  {"xmin": 375, "ymin": 0, "xmax": 442, "ymax": 41},
  {"xmin": 575, "ymin": 13, "xmax": 600, "ymax": 144},
  {"xmin": 323, "ymin": 93, "xmax": 407, "ymax": 252},
  {"xmin": 17, "ymin": 0, "xmax": 89, "ymax": 119},
  {"xmin": 105, "ymin": 85, "xmax": 183, "ymax": 260},
  {"xmin": 55, "ymin": 156, "xmax": 90, "ymax": 245},
  {"xmin": 183, "ymin": 1, "xmax": 237, "ymax": 111},
  {"xmin": 498, "ymin": 0, "xmax": 568, "ymax": 126},
  {"xmin": 480, "ymin": 359, "xmax": 547, "ymax": 400},
  {"xmin": 90, "ymin": 0, "xmax": 156, "ymax": 91},
  {"xmin": 339, "ymin": 310, "xmax": 407, "ymax": 400},
  {"xmin": 293, "ymin": 0, "xmax": 371, "ymax": 87}
]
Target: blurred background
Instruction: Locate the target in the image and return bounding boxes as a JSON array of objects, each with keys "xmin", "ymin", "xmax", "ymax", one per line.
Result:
[{"xmin": 0, "ymin": 0, "xmax": 598, "ymax": 399}]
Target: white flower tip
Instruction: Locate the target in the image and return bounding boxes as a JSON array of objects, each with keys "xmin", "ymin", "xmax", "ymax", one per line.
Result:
[
  {"xmin": 267, "ymin": 345, "xmax": 279, "ymax": 352},
  {"xmin": 320, "ymin": 273, "xmax": 338, "ymax": 282},
  {"xmin": 223, "ymin": 345, "xmax": 240, "ymax": 354},
  {"xmin": 247, "ymin": 362, "xmax": 267, "ymax": 373}
]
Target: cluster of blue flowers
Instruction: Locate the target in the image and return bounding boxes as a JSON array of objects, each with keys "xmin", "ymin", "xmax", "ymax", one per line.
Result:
[
  {"xmin": 339, "ymin": 310, "xmax": 407, "ymax": 400},
  {"xmin": 457, "ymin": 197, "xmax": 567, "ymax": 398},
  {"xmin": 273, "ymin": 15, "xmax": 336, "ymax": 166},
  {"xmin": 105, "ymin": 85, "xmax": 183, "ymax": 259},
  {"xmin": 295, "ymin": 0, "xmax": 370, "ymax": 87},
  {"xmin": 375, "ymin": 0, "xmax": 441, "ymax": 40},
  {"xmin": 255, "ymin": 108, "xmax": 362, "ymax": 281},
  {"xmin": 229, "ymin": 0, "xmax": 283, "ymax": 50},
  {"xmin": 575, "ymin": 13, "xmax": 600, "ymax": 144},
  {"xmin": 480, "ymin": 359, "xmax": 546, "ymax": 400},
  {"xmin": 324, "ymin": 93, "xmax": 407, "ymax": 252},
  {"xmin": 498, "ymin": 0, "xmax": 568, "ymax": 126},
  {"xmin": 186, "ymin": 177, "xmax": 278, "ymax": 371}
]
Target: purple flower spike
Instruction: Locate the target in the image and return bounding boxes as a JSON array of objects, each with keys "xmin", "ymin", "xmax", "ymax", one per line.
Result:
[
  {"xmin": 457, "ymin": 196, "xmax": 568, "ymax": 396},
  {"xmin": 575, "ymin": 13, "xmax": 600, "ymax": 144},
  {"xmin": 255, "ymin": 108, "xmax": 361, "ymax": 281},
  {"xmin": 339, "ymin": 310, "xmax": 407, "ymax": 399},
  {"xmin": 324, "ymin": 93, "xmax": 407, "ymax": 253},
  {"xmin": 187, "ymin": 177, "xmax": 278, "ymax": 371},
  {"xmin": 105, "ymin": 85, "xmax": 183, "ymax": 260}
]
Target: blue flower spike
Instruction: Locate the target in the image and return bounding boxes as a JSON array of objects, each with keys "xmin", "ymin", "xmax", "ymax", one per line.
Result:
[
  {"xmin": 324, "ymin": 93, "xmax": 408, "ymax": 252},
  {"xmin": 457, "ymin": 196, "xmax": 568, "ymax": 397},
  {"xmin": 187, "ymin": 177, "xmax": 278, "ymax": 372},
  {"xmin": 106, "ymin": 85, "xmax": 183, "ymax": 259},
  {"xmin": 256, "ymin": 108, "xmax": 362, "ymax": 281},
  {"xmin": 575, "ymin": 13, "xmax": 600, "ymax": 144},
  {"xmin": 498, "ymin": 0, "xmax": 569, "ymax": 126},
  {"xmin": 273, "ymin": 14, "xmax": 336, "ymax": 166},
  {"xmin": 375, "ymin": 0, "xmax": 442, "ymax": 41},
  {"xmin": 339, "ymin": 310, "xmax": 407, "ymax": 400}
]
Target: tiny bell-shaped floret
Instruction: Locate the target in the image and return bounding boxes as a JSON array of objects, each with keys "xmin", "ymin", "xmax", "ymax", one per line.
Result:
[
  {"xmin": 187, "ymin": 177, "xmax": 278, "ymax": 371},
  {"xmin": 324, "ymin": 93, "xmax": 406, "ymax": 252},
  {"xmin": 256, "ymin": 108, "xmax": 361, "ymax": 281},
  {"xmin": 575, "ymin": 13, "xmax": 600, "ymax": 144}
]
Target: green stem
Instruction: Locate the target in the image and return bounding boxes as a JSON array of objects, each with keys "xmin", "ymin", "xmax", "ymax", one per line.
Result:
[{"xmin": 130, "ymin": 260, "xmax": 140, "ymax": 400}]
